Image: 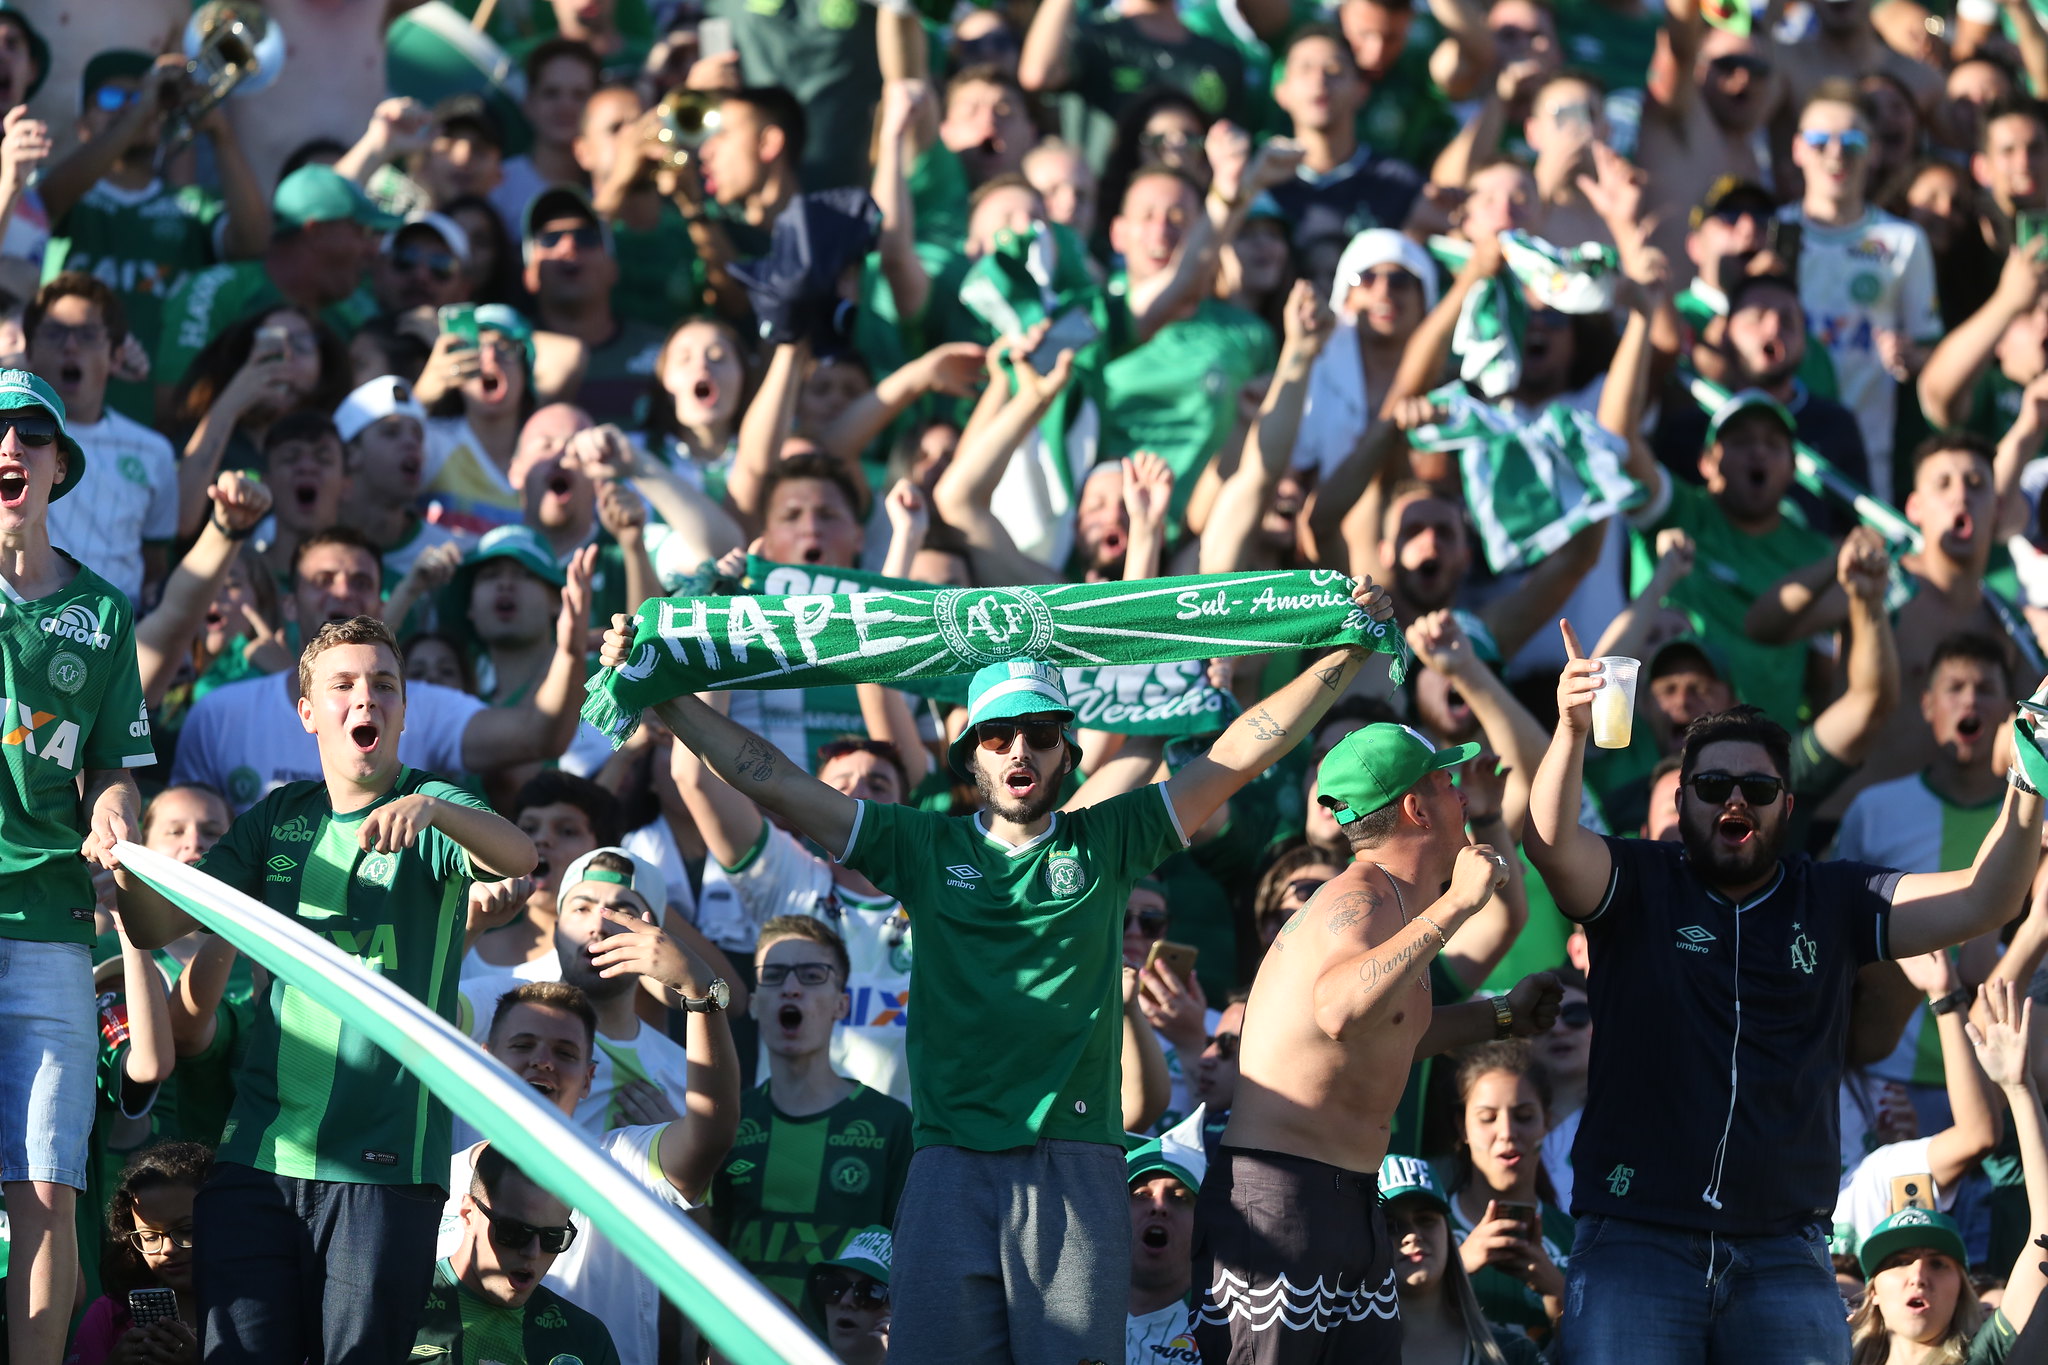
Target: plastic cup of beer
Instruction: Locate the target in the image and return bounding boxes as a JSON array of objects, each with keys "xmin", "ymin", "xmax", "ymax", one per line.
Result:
[{"xmin": 1590, "ymin": 656, "xmax": 1640, "ymax": 750}]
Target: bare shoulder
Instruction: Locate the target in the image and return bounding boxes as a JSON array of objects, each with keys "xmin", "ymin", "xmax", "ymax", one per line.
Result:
[{"xmin": 1273, "ymin": 866, "xmax": 1398, "ymax": 957}]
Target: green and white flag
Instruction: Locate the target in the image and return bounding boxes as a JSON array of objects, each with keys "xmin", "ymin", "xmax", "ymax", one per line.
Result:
[
  {"xmin": 1432, "ymin": 232, "xmax": 1619, "ymax": 398},
  {"xmin": 584, "ymin": 570, "xmax": 1406, "ymax": 746},
  {"xmin": 746, "ymin": 557, "xmax": 1242, "ymax": 736},
  {"xmin": 1410, "ymin": 383, "xmax": 1644, "ymax": 573}
]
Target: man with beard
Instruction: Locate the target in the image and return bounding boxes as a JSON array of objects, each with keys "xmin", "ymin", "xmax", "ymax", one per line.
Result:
[
  {"xmin": 712, "ymin": 916, "xmax": 911, "ymax": 1318},
  {"xmin": 521, "ymin": 186, "xmax": 664, "ymax": 425},
  {"xmin": 1526, "ymin": 622, "xmax": 2046, "ymax": 1365},
  {"xmin": 1193, "ymin": 723, "xmax": 1561, "ymax": 1364},
  {"xmin": 1674, "ymin": 181, "xmax": 1838, "ymax": 400},
  {"xmin": 597, "ymin": 575, "xmax": 1394, "ymax": 1364}
]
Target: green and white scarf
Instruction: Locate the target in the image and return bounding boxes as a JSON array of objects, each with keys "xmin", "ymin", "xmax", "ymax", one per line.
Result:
[
  {"xmin": 1432, "ymin": 232, "xmax": 1620, "ymax": 398},
  {"xmin": 583, "ymin": 570, "xmax": 1407, "ymax": 746},
  {"xmin": 1409, "ymin": 383, "xmax": 1644, "ymax": 573},
  {"xmin": 745, "ymin": 558, "xmax": 1242, "ymax": 736}
]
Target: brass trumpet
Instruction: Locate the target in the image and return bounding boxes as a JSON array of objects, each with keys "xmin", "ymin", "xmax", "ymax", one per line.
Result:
[
  {"xmin": 165, "ymin": 1, "xmax": 284, "ymax": 155},
  {"xmin": 648, "ymin": 90, "xmax": 721, "ymax": 167}
]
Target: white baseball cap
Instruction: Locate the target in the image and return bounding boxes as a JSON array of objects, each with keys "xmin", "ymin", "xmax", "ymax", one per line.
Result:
[
  {"xmin": 333, "ymin": 375, "xmax": 428, "ymax": 445},
  {"xmin": 382, "ymin": 210, "xmax": 472, "ymax": 267},
  {"xmin": 557, "ymin": 845, "xmax": 667, "ymax": 915}
]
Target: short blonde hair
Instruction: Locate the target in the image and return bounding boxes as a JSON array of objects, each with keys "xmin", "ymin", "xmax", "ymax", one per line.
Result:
[{"xmin": 298, "ymin": 615, "xmax": 406, "ymax": 700}]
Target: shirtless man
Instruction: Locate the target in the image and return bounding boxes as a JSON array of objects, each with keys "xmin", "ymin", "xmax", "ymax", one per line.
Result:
[
  {"xmin": 1192, "ymin": 723, "xmax": 1561, "ymax": 1364},
  {"xmin": 1637, "ymin": 0, "xmax": 1776, "ymax": 269}
]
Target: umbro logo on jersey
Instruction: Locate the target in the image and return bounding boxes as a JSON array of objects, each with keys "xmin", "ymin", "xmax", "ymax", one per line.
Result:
[
  {"xmin": 1676, "ymin": 925, "xmax": 1715, "ymax": 955},
  {"xmin": 39, "ymin": 604, "xmax": 110, "ymax": 650},
  {"xmin": 267, "ymin": 854, "xmax": 297, "ymax": 874},
  {"xmin": 945, "ymin": 864, "xmax": 981, "ymax": 890}
]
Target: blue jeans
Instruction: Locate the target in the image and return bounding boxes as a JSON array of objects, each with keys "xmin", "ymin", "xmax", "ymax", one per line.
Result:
[
  {"xmin": 0, "ymin": 939, "xmax": 92, "ymax": 1187},
  {"xmin": 1560, "ymin": 1213, "xmax": 1850, "ymax": 1365}
]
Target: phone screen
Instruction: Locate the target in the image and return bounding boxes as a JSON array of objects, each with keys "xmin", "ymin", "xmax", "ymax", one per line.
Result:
[
  {"xmin": 437, "ymin": 303, "xmax": 479, "ymax": 349},
  {"xmin": 1028, "ymin": 307, "xmax": 1100, "ymax": 374},
  {"xmin": 698, "ymin": 17, "xmax": 734, "ymax": 58}
]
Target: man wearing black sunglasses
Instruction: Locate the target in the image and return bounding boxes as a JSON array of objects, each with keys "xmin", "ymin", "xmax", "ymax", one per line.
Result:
[
  {"xmin": 370, "ymin": 213, "xmax": 470, "ymax": 314},
  {"xmin": 1529, "ymin": 619, "xmax": 2047, "ymax": 1365},
  {"xmin": 415, "ymin": 1142, "xmax": 621, "ymax": 1364},
  {"xmin": 520, "ymin": 183, "xmax": 666, "ymax": 426}
]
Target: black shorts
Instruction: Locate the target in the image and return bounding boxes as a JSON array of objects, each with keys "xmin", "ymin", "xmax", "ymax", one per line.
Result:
[{"xmin": 1191, "ymin": 1146, "xmax": 1401, "ymax": 1365}]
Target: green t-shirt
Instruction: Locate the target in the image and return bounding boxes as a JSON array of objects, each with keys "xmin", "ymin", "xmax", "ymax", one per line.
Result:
[
  {"xmin": 1101, "ymin": 298, "xmax": 1277, "ymax": 529},
  {"xmin": 1969, "ymin": 1308, "xmax": 2018, "ymax": 1365},
  {"xmin": 1356, "ymin": 17, "xmax": 1462, "ymax": 171},
  {"xmin": 0, "ymin": 558, "xmax": 153, "ymax": 944},
  {"xmin": 201, "ymin": 768, "xmax": 484, "ymax": 1184},
  {"xmin": 156, "ymin": 261, "xmax": 376, "ymax": 394},
  {"xmin": 1447, "ymin": 1192, "xmax": 1574, "ymax": 1331},
  {"xmin": 709, "ymin": 0, "xmax": 881, "ymax": 191},
  {"xmin": 1182, "ymin": 0, "xmax": 1323, "ymax": 138},
  {"xmin": 710, "ymin": 1081, "xmax": 913, "ymax": 1316},
  {"xmin": 842, "ymin": 784, "xmax": 1190, "ymax": 1149},
  {"xmin": 412, "ymin": 1257, "xmax": 622, "ymax": 1365},
  {"xmin": 1632, "ymin": 480, "xmax": 1834, "ymax": 731},
  {"xmin": 611, "ymin": 201, "xmax": 708, "ymax": 330},
  {"xmin": 1553, "ymin": 0, "xmax": 1662, "ymax": 95},
  {"xmin": 46, "ymin": 178, "xmax": 226, "ymax": 424},
  {"xmin": 908, "ymin": 142, "xmax": 971, "ymax": 254},
  {"xmin": 575, "ymin": 317, "xmax": 667, "ymax": 426}
]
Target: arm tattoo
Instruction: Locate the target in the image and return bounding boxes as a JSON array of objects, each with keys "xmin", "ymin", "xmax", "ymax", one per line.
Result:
[
  {"xmin": 1246, "ymin": 707, "xmax": 1287, "ymax": 741},
  {"xmin": 1324, "ymin": 886, "xmax": 1382, "ymax": 934},
  {"xmin": 1358, "ymin": 936, "xmax": 1427, "ymax": 987},
  {"xmin": 732, "ymin": 738, "xmax": 777, "ymax": 783},
  {"xmin": 1315, "ymin": 664, "xmax": 1344, "ymax": 692}
]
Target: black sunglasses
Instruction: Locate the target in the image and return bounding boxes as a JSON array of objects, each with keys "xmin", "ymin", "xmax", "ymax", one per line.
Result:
[
  {"xmin": 1688, "ymin": 771, "xmax": 1784, "ymax": 806},
  {"xmin": 392, "ymin": 245, "xmax": 458, "ymax": 280},
  {"xmin": 974, "ymin": 719, "xmax": 1063, "ymax": 753},
  {"xmin": 758, "ymin": 961, "xmax": 839, "ymax": 987},
  {"xmin": 1557, "ymin": 999, "xmax": 1592, "ymax": 1030},
  {"xmin": 1206, "ymin": 1031, "xmax": 1240, "ymax": 1058},
  {"xmin": 535, "ymin": 225, "xmax": 604, "ymax": 252},
  {"xmin": 1708, "ymin": 53, "xmax": 1771, "ymax": 77},
  {"xmin": 1126, "ymin": 908, "xmax": 1166, "ymax": 937},
  {"xmin": 0, "ymin": 416, "xmax": 56, "ymax": 448},
  {"xmin": 471, "ymin": 1195, "xmax": 576, "ymax": 1254},
  {"xmin": 814, "ymin": 1272, "xmax": 889, "ymax": 1309}
]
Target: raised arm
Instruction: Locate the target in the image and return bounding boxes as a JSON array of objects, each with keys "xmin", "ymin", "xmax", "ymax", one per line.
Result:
[
  {"xmin": 728, "ymin": 340, "xmax": 808, "ymax": 532},
  {"xmin": 1592, "ymin": 528, "xmax": 1693, "ymax": 661},
  {"xmin": 1128, "ymin": 134, "xmax": 1303, "ymax": 344},
  {"xmin": 1918, "ymin": 244, "xmax": 2048, "ymax": 431},
  {"xmin": 1423, "ymin": 0, "xmax": 1500, "ymax": 100},
  {"xmin": 1202, "ymin": 282, "xmax": 1329, "ymax": 574},
  {"xmin": 816, "ymin": 342, "xmax": 985, "ymax": 464},
  {"xmin": 574, "ymin": 425, "xmax": 744, "ymax": 571},
  {"xmin": 114, "ymin": 918, "xmax": 173, "ymax": 1090},
  {"xmin": 1889, "ymin": 776, "xmax": 2047, "ymax": 958},
  {"xmin": 1906, "ymin": 952, "xmax": 2005, "ymax": 1189},
  {"xmin": 1120, "ymin": 453, "xmax": 1174, "ymax": 582},
  {"xmin": 930, "ymin": 337, "xmax": 1069, "ymax": 585},
  {"xmin": 872, "ymin": 81, "xmax": 933, "ymax": 327},
  {"xmin": 1523, "ymin": 621, "xmax": 1616, "ymax": 917},
  {"xmin": 1121, "ymin": 965, "xmax": 1171, "ymax": 1132},
  {"xmin": 1972, "ymin": 980, "xmax": 2048, "ymax": 1335},
  {"xmin": 359, "ymin": 794, "xmax": 537, "ymax": 882},
  {"xmin": 459, "ymin": 546, "xmax": 594, "ymax": 776},
  {"xmin": 136, "ymin": 473, "xmax": 271, "ymax": 711},
  {"xmin": 1018, "ymin": 0, "xmax": 1079, "ymax": 94},
  {"xmin": 38, "ymin": 58, "xmax": 186, "ymax": 222},
  {"xmin": 167, "ymin": 933, "xmax": 239, "ymax": 1058},
  {"xmin": 653, "ymin": 691, "xmax": 861, "ymax": 858},
  {"xmin": 666, "ymin": 700, "xmax": 769, "ymax": 870},
  {"xmin": 1312, "ymin": 847, "xmax": 1508, "ymax": 1040},
  {"xmin": 1808, "ymin": 528, "xmax": 1902, "ymax": 768},
  {"xmin": 1164, "ymin": 579, "xmax": 1393, "ymax": 833},
  {"xmin": 1744, "ymin": 549, "xmax": 1851, "ymax": 645},
  {"xmin": 1996, "ymin": 374, "xmax": 2048, "ymax": 542}
]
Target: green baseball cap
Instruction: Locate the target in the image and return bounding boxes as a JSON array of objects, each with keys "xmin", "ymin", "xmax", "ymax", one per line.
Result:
[
  {"xmin": 0, "ymin": 6, "xmax": 49, "ymax": 100},
  {"xmin": 947, "ymin": 658, "xmax": 1081, "ymax": 778},
  {"xmin": 0, "ymin": 369, "xmax": 85, "ymax": 500},
  {"xmin": 1127, "ymin": 1107, "xmax": 1209, "ymax": 1192},
  {"xmin": 272, "ymin": 164, "xmax": 402, "ymax": 235},
  {"xmin": 458, "ymin": 524, "xmax": 566, "ymax": 591},
  {"xmin": 1317, "ymin": 724, "xmax": 1479, "ymax": 826},
  {"xmin": 80, "ymin": 50, "xmax": 151, "ymax": 107},
  {"xmin": 1378, "ymin": 1153, "xmax": 1451, "ymax": 1214},
  {"xmin": 1857, "ymin": 1207, "xmax": 1967, "ymax": 1279},
  {"xmin": 472, "ymin": 303, "xmax": 536, "ymax": 373},
  {"xmin": 818, "ymin": 1226, "xmax": 892, "ymax": 1285},
  {"xmin": 1705, "ymin": 388, "xmax": 1795, "ymax": 446}
]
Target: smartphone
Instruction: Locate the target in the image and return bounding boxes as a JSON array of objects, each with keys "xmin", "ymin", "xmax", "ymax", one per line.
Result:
[
  {"xmin": 1891, "ymin": 1172, "xmax": 1935, "ymax": 1214},
  {"xmin": 1766, "ymin": 219, "xmax": 1803, "ymax": 277},
  {"xmin": 1028, "ymin": 305, "xmax": 1101, "ymax": 374},
  {"xmin": 1144, "ymin": 939, "xmax": 1199, "ymax": 982},
  {"xmin": 128, "ymin": 1286, "xmax": 178, "ymax": 1326},
  {"xmin": 2020, "ymin": 211, "xmax": 2048, "ymax": 251},
  {"xmin": 1496, "ymin": 1201, "xmax": 1541, "ymax": 1243},
  {"xmin": 437, "ymin": 303, "xmax": 479, "ymax": 349},
  {"xmin": 253, "ymin": 322, "xmax": 290, "ymax": 363},
  {"xmin": 698, "ymin": 17, "xmax": 734, "ymax": 59}
]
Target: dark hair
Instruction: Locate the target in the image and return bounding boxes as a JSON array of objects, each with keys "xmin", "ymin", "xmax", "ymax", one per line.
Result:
[
  {"xmin": 1910, "ymin": 429, "xmax": 1996, "ymax": 477},
  {"xmin": 348, "ymin": 314, "xmax": 433, "ymax": 387},
  {"xmin": 642, "ymin": 314, "xmax": 754, "ymax": 448},
  {"xmin": 1647, "ymin": 752, "xmax": 1684, "ymax": 790},
  {"xmin": 1981, "ymin": 94, "xmax": 2048, "ymax": 155},
  {"xmin": 816, "ymin": 736, "xmax": 911, "ymax": 798},
  {"xmin": 1250, "ymin": 840, "xmax": 1348, "ymax": 938},
  {"xmin": 171, "ymin": 305, "xmax": 350, "ymax": 427},
  {"xmin": 1727, "ymin": 271, "xmax": 1802, "ymax": 318},
  {"xmin": 472, "ymin": 1141, "xmax": 528, "ymax": 1201},
  {"xmin": 761, "ymin": 450, "xmax": 862, "ymax": 520},
  {"xmin": 101, "ymin": 1142, "xmax": 214, "ymax": 1301},
  {"xmin": 1100, "ymin": 86, "xmax": 1210, "ymax": 231},
  {"xmin": 1281, "ymin": 22, "xmax": 1356, "ymax": 64},
  {"xmin": 280, "ymin": 137, "xmax": 349, "ymax": 179},
  {"xmin": 510, "ymin": 771, "xmax": 624, "ymax": 849},
  {"xmin": 441, "ymin": 193, "xmax": 527, "ymax": 308},
  {"xmin": 524, "ymin": 35, "xmax": 602, "ymax": 88},
  {"xmin": 726, "ymin": 86, "xmax": 807, "ymax": 166},
  {"xmin": 489, "ymin": 979, "xmax": 598, "ymax": 1052},
  {"xmin": 1925, "ymin": 632, "xmax": 2012, "ymax": 696},
  {"xmin": 1677, "ymin": 705, "xmax": 1791, "ymax": 785},
  {"xmin": 757, "ymin": 913, "xmax": 852, "ymax": 980},
  {"xmin": 291, "ymin": 525, "xmax": 383, "ymax": 587},
  {"xmin": 263, "ymin": 409, "xmax": 342, "ymax": 459},
  {"xmin": 299, "ymin": 615, "xmax": 405, "ymax": 699},
  {"xmin": 399, "ymin": 629, "xmax": 477, "ymax": 695},
  {"xmin": 945, "ymin": 61, "xmax": 1024, "ymax": 109},
  {"xmin": 1446, "ymin": 1041, "xmax": 1560, "ymax": 1205},
  {"xmin": 26, "ymin": 272, "xmax": 126, "ymax": 349}
]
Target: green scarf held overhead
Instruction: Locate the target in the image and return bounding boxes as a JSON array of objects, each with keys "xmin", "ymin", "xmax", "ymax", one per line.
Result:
[
  {"xmin": 583, "ymin": 570, "xmax": 1408, "ymax": 747},
  {"xmin": 1431, "ymin": 232, "xmax": 1619, "ymax": 398},
  {"xmin": 745, "ymin": 557, "xmax": 1243, "ymax": 736}
]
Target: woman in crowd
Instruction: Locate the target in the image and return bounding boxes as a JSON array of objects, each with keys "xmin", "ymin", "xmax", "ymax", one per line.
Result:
[
  {"xmin": 443, "ymin": 192, "xmax": 527, "ymax": 308},
  {"xmin": 1534, "ymin": 965, "xmax": 1591, "ymax": 1211},
  {"xmin": 1445, "ymin": 1040, "xmax": 1571, "ymax": 1334},
  {"xmin": 639, "ymin": 315, "xmax": 751, "ymax": 503},
  {"xmin": 171, "ymin": 306, "xmax": 349, "ymax": 495},
  {"xmin": 1382, "ymin": 1155, "xmax": 1541, "ymax": 1365},
  {"xmin": 71, "ymin": 1142, "xmax": 213, "ymax": 1365},
  {"xmin": 416, "ymin": 303, "xmax": 537, "ymax": 536}
]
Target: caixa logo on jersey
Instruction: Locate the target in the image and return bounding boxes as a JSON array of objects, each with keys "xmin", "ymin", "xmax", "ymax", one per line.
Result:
[{"xmin": 40, "ymin": 604, "xmax": 111, "ymax": 650}]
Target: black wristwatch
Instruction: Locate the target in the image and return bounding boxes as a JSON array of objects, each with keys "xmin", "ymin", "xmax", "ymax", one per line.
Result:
[{"xmin": 1930, "ymin": 987, "xmax": 1973, "ymax": 1017}]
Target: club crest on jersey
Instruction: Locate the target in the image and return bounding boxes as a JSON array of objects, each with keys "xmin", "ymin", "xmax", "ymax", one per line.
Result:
[
  {"xmin": 46, "ymin": 651, "xmax": 84, "ymax": 696},
  {"xmin": 39, "ymin": 603, "xmax": 110, "ymax": 650},
  {"xmin": 1045, "ymin": 854, "xmax": 1087, "ymax": 898},
  {"xmin": 357, "ymin": 851, "xmax": 397, "ymax": 888},
  {"xmin": 830, "ymin": 1156, "xmax": 872, "ymax": 1195}
]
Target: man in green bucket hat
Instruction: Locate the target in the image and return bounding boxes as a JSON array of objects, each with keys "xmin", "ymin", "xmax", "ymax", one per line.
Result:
[
  {"xmin": 597, "ymin": 573, "xmax": 1396, "ymax": 1363},
  {"xmin": 0, "ymin": 366, "xmax": 155, "ymax": 1364}
]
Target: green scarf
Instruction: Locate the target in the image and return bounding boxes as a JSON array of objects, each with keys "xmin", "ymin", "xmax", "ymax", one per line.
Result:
[
  {"xmin": 584, "ymin": 570, "xmax": 1407, "ymax": 746},
  {"xmin": 1431, "ymin": 232, "xmax": 1619, "ymax": 398},
  {"xmin": 744, "ymin": 557, "xmax": 1243, "ymax": 736}
]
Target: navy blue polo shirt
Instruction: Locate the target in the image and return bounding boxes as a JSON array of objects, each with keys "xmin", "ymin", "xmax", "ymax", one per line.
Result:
[{"xmin": 1570, "ymin": 835, "xmax": 1900, "ymax": 1237}]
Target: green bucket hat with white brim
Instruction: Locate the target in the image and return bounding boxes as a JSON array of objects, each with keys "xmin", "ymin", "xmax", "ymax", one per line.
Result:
[
  {"xmin": 0, "ymin": 369, "xmax": 86, "ymax": 501},
  {"xmin": 1317, "ymin": 723, "xmax": 1480, "ymax": 826},
  {"xmin": 1705, "ymin": 387, "xmax": 1796, "ymax": 446},
  {"xmin": 947, "ymin": 658, "xmax": 1082, "ymax": 779},
  {"xmin": 1857, "ymin": 1206, "xmax": 1967, "ymax": 1279}
]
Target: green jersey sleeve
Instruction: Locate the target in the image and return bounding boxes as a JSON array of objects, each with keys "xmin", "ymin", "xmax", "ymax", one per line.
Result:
[
  {"xmin": 418, "ymin": 779, "xmax": 493, "ymax": 882},
  {"xmin": 1084, "ymin": 785, "xmax": 1191, "ymax": 884},
  {"xmin": 840, "ymin": 800, "xmax": 946, "ymax": 895},
  {"xmin": 82, "ymin": 614, "xmax": 153, "ymax": 772},
  {"xmin": 196, "ymin": 791, "xmax": 280, "ymax": 900}
]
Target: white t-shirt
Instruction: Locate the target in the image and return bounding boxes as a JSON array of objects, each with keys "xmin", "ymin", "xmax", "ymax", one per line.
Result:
[
  {"xmin": 170, "ymin": 671, "xmax": 485, "ymax": 814},
  {"xmin": 1127, "ymin": 1301, "xmax": 1194, "ymax": 1364},
  {"xmin": 441, "ymin": 1128, "xmax": 694, "ymax": 1365},
  {"xmin": 49, "ymin": 408, "xmax": 179, "ymax": 605},
  {"xmin": 579, "ymin": 1019, "xmax": 693, "ymax": 1138},
  {"xmin": 1781, "ymin": 204, "xmax": 1941, "ymax": 503},
  {"xmin": 1832, "ymin": 1135, "xmax": 1955, "ymax": 1256}
]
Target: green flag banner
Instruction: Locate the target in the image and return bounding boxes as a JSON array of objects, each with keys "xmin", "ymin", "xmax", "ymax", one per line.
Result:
[
  {"xmin": 744, "ymin": 558, "xmax": 1242, "ymax": 736},
  {"xmin": 113, "ymin": 843, "xmax": 833, "ymax": 1365},
  {"xmin": 584, "ymin": 570, "xmax": 1406, "ymax": 746}
]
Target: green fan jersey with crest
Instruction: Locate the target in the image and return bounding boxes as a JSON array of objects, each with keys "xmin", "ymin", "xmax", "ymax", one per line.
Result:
[
  {"xmin": 411, "ymin": 1257, "xmax": 621, "ymax": 1365},
  {"xmin": 710, "ymin": 1081, "xmax": 913, "ymax": 1315},
  {"xmin": 200, "ymin": 767, "xmax": 485, "ymax": 1185},
  {"xmin": 841, "ymin": 784, "xmax": 1189, "ymax": 1150},
  {"xmin": 0, "ymin": 556, "xmax": 153, "ymax": 944}
]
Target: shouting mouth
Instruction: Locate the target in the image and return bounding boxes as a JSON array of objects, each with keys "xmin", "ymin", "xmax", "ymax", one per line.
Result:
[
  {"xmin": 1004, "ymin": 766, "xmax": 1040, "ymax": 800},
  {"xmin": 778, "ymin": 1004, "xmax": 803, "ymax": 1031},
  {"xmin": 349, "ymin": 722, "xmax": 380, "ymax": 753},
  {"xmin": 1141, "ymin": 1224, "xmax": 1170, "ymax": 1249},
  {"xmin": 1957, "ymin": 714, "xmax": 1984, "ymax": 741},
  {"xmin": 1715, "ymin": 811, "xmax": 1755, "ymax": 847}
]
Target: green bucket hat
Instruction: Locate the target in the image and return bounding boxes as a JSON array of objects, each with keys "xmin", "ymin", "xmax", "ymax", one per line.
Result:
[
  {"xmin": 272, "ymin": 164, "xmax": 402, "ymax": 235},
  {"xmin": 1857, "ymin": 1207, "xmax": 1967, "ymax": 1279},
  {"xmin": 1378, "ymin": 1153, "xmax": 1451, "ymax": 1214},
  {"xmin": 818, "ymin": 1225, "xmax": 892, "ymax": 1285},
  {"xmin": 0, "ymin": 6, "xmax": 49, "ymax": 100},
  {"xmin": 0, "ymin": 369, "xmax": 85, "ymax": 501},
  {"xmin": 947, "ymin": 658, "xmax": 1081, "ymax": 779},
  {"xmin": 1705, "ymin": 388, "xmax": 1796, "ymax": 446},
  {"xmin": 455, "ymin": 524, "xmax": 566, "ymax": 593},
  {"xmin": 1317, "ymin": 724, "xmax": 1480, "ymax": 826}
]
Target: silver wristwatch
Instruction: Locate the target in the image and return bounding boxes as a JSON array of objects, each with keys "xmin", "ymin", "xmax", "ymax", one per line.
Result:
[{"xmin": 680, "ymin": 978, "xmax": 731, "ymax": 1013}]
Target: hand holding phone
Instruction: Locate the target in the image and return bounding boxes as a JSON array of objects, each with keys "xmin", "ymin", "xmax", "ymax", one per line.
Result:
[{"xmin": 128, "ymin": 1285, "xmax": 179, "ymax": 1326}]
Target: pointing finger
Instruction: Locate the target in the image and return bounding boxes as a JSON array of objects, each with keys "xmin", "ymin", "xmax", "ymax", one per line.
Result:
[{"xmin": 1560, "ymin": 619, "xmax": 1585, "ymax": 660}]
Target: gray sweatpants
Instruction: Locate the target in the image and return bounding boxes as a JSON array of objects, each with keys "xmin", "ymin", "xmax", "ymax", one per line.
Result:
[{"xmin": 889, "ymin": 1139, "xmax": 1128, "ymax": 1365}]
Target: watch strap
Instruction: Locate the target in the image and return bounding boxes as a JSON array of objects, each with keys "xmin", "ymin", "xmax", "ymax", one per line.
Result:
[
  {"xmin": 1930, "ymin": 986, "xmax": 1973, "ymax": 1017},
  {"xmin": 1490, "ymin": 993, "xmax": 1514, "ymax": 1040}
]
